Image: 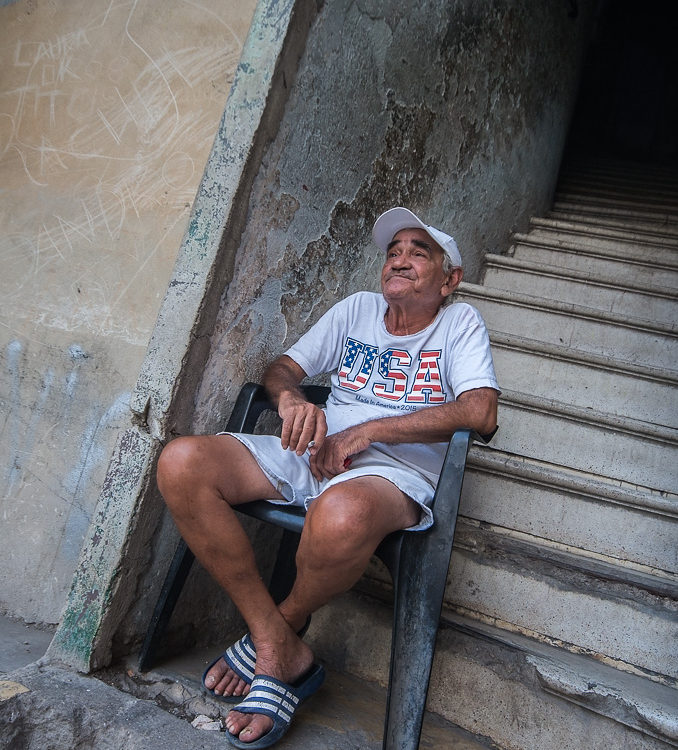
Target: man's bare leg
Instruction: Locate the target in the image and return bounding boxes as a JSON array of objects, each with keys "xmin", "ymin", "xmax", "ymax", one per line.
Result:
[
  {"xmin": 226, "ymin": 475, "xmax": 420, "ymax": 743},
  {"xmin": 157, "ymin": 435, "xmax": 314, "ymax": 699}
]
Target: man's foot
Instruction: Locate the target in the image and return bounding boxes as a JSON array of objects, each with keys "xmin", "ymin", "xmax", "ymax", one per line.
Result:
[
  {"xmin": 204, "ymin": 658, "xmax": 251, "ymax": 699},
  {"xmin": 226, "ymin": 629, "xmax": 315, "ymax": 744},
  {"xmin": 203, "ymin": 616, "xmax": 311, "ymax": 701},
  {"xmin": 225, "ymin": 665, "xmax": 325, "ymax": 749}
]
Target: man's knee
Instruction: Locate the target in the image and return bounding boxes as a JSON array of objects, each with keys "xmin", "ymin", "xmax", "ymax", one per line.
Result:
[
  {"xmin": 302, "ymin": 479, "xmax": 419, "ymax": 556},
  {"xmin": 157, "ymin": 436, "xmax": 197, "ymax": 487},
  {"xmin": 157, "ymin": 435, "xmax": 280, "ymax": 510},
  {"xmin": 303, "ymin": 485, "xmax": 379, "ymax": 554},
  {"xmin": 156, "ymin": 439, "xmax": 200, "ymax": 514}
]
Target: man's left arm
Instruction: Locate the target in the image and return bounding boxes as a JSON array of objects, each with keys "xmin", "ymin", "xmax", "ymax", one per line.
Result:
[{"xmin": 310, "ymin": 387, "xmax": 498, "ymax": 480}]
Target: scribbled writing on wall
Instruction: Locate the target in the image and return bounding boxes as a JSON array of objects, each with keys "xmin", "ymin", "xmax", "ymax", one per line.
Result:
[{"xmin": 1, "ymin": 0, "xmax": 246, "ymax": 346}]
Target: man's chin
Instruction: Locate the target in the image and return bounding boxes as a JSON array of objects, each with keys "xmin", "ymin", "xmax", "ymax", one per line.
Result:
[{"xmin": 382, "ymin": 278, "xmax": 415, "ymax": 295}]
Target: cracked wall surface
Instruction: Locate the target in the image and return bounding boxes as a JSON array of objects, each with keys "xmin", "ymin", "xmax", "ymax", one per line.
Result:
[{"xmin": 192, "ymin": 0, "xmax": 592, "ymax": 434}]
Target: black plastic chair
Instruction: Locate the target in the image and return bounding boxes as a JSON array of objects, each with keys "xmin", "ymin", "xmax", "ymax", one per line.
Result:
[{"xmin": 139, "ymin": 381, "xmax": 495, "ymax": 750}]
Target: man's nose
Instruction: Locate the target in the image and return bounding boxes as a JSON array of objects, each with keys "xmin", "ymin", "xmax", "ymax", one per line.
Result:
[{"xmin": 391, "ymin": 252, "xmax": 411, "ymax": 267}]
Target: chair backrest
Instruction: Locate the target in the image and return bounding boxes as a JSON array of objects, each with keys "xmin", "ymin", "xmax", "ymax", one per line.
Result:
[{"xmin": 224, "ymin": 382, "xmax": 330, "ymax": 434}]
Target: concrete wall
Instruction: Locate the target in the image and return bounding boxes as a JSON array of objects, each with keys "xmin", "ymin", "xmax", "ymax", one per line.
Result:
[{"xmin": 0, "ymin": 0, "xmax": 257, "ymax": 624}]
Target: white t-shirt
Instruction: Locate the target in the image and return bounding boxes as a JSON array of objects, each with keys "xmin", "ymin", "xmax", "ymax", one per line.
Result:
[{"xmin": 285, "ymin": 291, "xmax": 499, "ymax": 484}]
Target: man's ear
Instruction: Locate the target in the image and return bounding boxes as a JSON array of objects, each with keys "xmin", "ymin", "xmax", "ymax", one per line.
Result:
[{"xmin": 442, "ymin": 267, "xmax": 463, "ymax": 295}]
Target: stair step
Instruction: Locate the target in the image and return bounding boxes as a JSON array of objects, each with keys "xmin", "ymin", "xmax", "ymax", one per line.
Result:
[
  {"xmin": 555, "ymin": 189, "xmax": 678, "ymax": 214},
  {"xmin": 456, "ymin": 283, "xmax": 677, "ymax": 372},
  {"xmin": 560, "ymin": 158, "xmax": 678, "ymax": 188},
  {"xmin": 531, "ymin": 215, "xmax": 678, "ymax": 245},
  {"xmin": 511, "ymin": 230, "xmax": 678, "ymax": 266},
  {"xmin": 311, "ymin": 592, "xmax": 678, "ymax": 750},
  {"xmin": 494, "ymin": 389, "xmax": 677, "ymax": 492},
  {"xmin": 462, "ymin": 447, "xmax": 677, "ymax": 572},
  {"xmin": 547, "ymin": 209, "xmax": 678, "ymax": 238},
  {"xmin": 438, "ymin": 520, "xmax": 678, "ymax": 679},
  {"xmin": 552, "ymin": 198, "xmax": 678, "ymax": 227},
  {"xmin": 489, "ymin": 331, "xmax": 677, "ymax": 427},
  {"xmin": 482, "ymin": 256, "xmax": 677, "ymax": 326},
  {"xmin": 555, "ymin": 180, "xmax": 678, "ymax": 209},
  {"xmin": 509, "ymin": 237, "xmax": 678, "ymax": 289},
  {"xmin": 556, "ymin": 180, "xmax": 678, "ymax": 208}
]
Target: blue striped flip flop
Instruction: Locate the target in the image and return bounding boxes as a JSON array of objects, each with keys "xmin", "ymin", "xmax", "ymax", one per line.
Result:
[{"xmin": 227, "ymin": 663, "xmax": 326, "ymax": 748}]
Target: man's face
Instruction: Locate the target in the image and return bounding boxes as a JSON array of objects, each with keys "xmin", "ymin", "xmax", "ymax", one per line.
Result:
[{"xmin": 380, "ymin": 228, "xmax": 462, "ymax": 307}]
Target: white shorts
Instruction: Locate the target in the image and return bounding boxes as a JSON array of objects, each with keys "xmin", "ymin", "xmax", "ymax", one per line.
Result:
[{"xmin": 225, "ymin": 433, "xmax": 435, "ymax": 532}]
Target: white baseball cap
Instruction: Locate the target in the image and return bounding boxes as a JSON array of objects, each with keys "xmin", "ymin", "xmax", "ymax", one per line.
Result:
[{"xmin": 372, "ymin": 207, "xmax": 462, "ymax": 268}]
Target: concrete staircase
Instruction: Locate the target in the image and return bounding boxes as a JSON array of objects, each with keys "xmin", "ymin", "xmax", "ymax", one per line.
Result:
[{"xmin": 314, "ymin": 159, "xmax": 678, "ymax": 749}]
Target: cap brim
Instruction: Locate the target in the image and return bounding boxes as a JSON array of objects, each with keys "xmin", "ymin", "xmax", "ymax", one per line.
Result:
[{"xmin": 372, "ymin": 207, "xmax": 429, "ymax": 253}]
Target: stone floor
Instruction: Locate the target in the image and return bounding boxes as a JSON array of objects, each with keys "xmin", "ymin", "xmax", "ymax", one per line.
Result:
[{"xmin": 0, "ymin": 613, "xmax": 493, "ymax": 749}]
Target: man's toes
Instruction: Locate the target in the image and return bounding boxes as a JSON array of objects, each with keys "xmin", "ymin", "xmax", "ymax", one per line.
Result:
[
  {"xmin": 227, "ymin": 712, "xmax": 273, "ymax": 742},
  {"xmin": 215, "ymin": 673, "xmax": 246, "ymax": 696},
  {"xmin": 204, "ymin": 658, "xmax": 229, "ymax": 689},
  {"xmin": 205, "ymin": 659, "xmax": 249, "ymax": 697},
  {"xmin": 232, "ymin": 679, "xmax": 250, "ymax": 698},
  {"xmin": 238, "ymin": 716, "xmax": 274, "ymax": 744}
]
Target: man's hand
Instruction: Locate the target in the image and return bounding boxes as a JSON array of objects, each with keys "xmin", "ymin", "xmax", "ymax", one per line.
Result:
[
  {"xmin": 309, "ymin": 424, "xmax": 372, "ymax": 481},
  {"xmin": 263, "ymin": 355, "xmax": 328, "ymax": 456},
  {"xmin": 278, "ymin": 392, "xmax": 327, "ymax": 456}
]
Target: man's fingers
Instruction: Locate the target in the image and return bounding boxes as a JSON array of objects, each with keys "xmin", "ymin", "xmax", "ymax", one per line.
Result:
[
  {"xmin": 280, "ymin": 412, "xmax": 301, "ymax": 450},
  {"xmin": 310, "ymin": 412, "xmax": 328, "ymax": 453},
  {"xmin": 310, "ymin": 434, "xmax": 352, "ymax": 481},
  {"xmin": 295, "ymin": 419, "xmax": 316, "ymax": 455},
  {"xmin": 280, "ymin": 403, "xmax": 326, "ymax": 455},
  {"xmin": 308, "ymin": 453, "xmax": 323, "ymax": 481}
]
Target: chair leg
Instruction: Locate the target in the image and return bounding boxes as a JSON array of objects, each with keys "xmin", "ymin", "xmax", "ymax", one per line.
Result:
[
  {"xmin": 138, "ymin": 539, "xmax": 195, "ymax": 671},
  {"xmin": 382, "ymin": 536, "xmax": 444, "ymax": 750},
  {"xmin": 382, "ymin": 430, "xmax": 472, "ymax": 749},
  {"xmin": 268, "ymin": 529, "xmax": 300, "ymax": 604}
]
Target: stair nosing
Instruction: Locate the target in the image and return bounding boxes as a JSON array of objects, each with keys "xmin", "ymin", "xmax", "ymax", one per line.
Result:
[
  {"xmin": 554, "ymin": 191, "xmax": 678, "ymax": 216},
  {"xmin": 510, "ymin": 234, "xmax": 678, "ymax": 269},
  {"xmin": 457, "ymin": 282, "xmax": 678, "ymax": 337},
  {"xmin": 499, "ymin": 387, "xmax": 678, "ymax": 445},
  {"xmin": 454, "ymin": 516, "xmax": 678, "ymax": 599},
  {"xmin": 487, "ymin": 330, "xmax": 678, "ymax": 386},
  {"xmin": 467, "ymin": 446, "xmax": 678, "ymax": 518},
  {"xmin": 532, "ymin": 215, "xmax": 678, "ymax": 243},
  {"xmin": 483, "ymin": 253, "xmax": 678, "ymax": 300},
  {"xmin": 439, "ymin": 607, "xmax": 678, "ymax": 698}
]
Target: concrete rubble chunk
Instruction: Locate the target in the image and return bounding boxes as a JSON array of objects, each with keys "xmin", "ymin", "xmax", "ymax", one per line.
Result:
[{"xmin": 0, "ymin": 663, "xmax": 228, "ymax": 750}]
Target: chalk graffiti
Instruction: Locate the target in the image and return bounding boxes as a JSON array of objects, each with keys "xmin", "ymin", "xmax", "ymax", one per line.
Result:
[{"xmin": 1, "ymin": 0, "xmax": 247, "ymax": 345}]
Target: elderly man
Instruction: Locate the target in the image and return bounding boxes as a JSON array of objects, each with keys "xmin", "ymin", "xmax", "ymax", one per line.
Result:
[{"xmin": 157, "ymin": 207, "xmax": 499, "ymax": 748}]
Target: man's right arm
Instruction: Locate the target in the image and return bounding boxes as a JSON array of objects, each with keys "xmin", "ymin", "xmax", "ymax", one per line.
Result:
[{"xmin": 263, "ymin": 355, "xmax": 327, "ymax": 456}]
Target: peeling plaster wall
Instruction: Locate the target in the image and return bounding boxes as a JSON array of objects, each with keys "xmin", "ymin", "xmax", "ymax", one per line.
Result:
[
  {"xmin": 192, "ymin": 0, "xmax": 595, "ymax": 432},
  {"xmin": 0, "ymin": 0, "xmax": 257, "ymax": 624}
]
